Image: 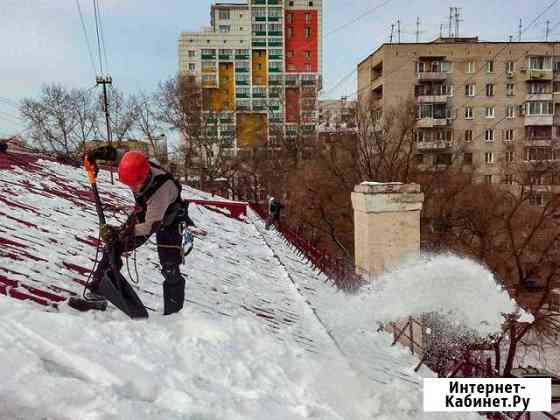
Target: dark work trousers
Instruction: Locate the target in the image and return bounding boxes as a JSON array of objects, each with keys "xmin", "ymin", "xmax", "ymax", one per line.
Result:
[{"xmin": 91, "ymin": 222, "xmax": 186, "ymax": 315}]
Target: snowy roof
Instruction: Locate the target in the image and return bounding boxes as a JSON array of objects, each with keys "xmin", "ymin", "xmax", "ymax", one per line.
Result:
[{"xmin": 0, "ymin": 149, "xmax": 488, "ymax": 419}]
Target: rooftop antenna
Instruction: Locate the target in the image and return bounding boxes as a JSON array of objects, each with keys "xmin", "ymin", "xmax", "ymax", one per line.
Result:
[
  {"xmin": 454, "ymin": 7, "xmax": 462, "ymax": 38},
  {"xmin": 546, "ymin": 20, "xmax": 551, "ymax": 41},
  {"xmin": 397, "ymin": 19, "xmax": 401, "ymax": 43},
  {"xmin": 390, "ymin": 23, "xmax": 395, "ymax": 43},
  {"xmin": 416, "ymin": 16, "xmax": 421, "ymax": 42},
  {"xmin": 440, "ymin": 23, "xmax": 444, "ymax": 38},
  {"xmin": 509, "ymin": 35, "xmax": 513, "ymax": 42},
  {"xmin": 518, "ymin": 18, "xmax": 523, "ymax": 42},
  {"xmin": 448, "ymin": 7, "xmax": 453, "ymax": 37}
]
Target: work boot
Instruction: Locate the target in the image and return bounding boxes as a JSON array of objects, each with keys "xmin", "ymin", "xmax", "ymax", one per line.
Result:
[{"xmin": 85, "ymin": 280, "xmax": 106, "ymax": 301}]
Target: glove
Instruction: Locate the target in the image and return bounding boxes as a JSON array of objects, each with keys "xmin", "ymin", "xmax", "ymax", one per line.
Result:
[
  {"xmin": 87, "ymin": 145, "xmax": 117, "ymax": 163},
  {"xmin": 100, "ymin": 224, "xmax": 119, "ymax": 243}
]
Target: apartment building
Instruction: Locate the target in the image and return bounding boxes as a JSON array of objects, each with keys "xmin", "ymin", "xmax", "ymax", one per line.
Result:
[
  {"xmin": 178, "ymin": 0, "xmax": 323, "ymax": 155},
  {"xmin": 357, "ymin": 37, "xmax": 560, "ymax": 190}
]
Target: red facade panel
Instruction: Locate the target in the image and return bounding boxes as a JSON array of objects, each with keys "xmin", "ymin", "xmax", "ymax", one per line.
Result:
[
  {"xmin": 285, "ymin": 10, "xmax": 318, "ymax": 73},
  {"xmin": 285, "ymin": 88, "xmax": 301, "ymax": 123}
]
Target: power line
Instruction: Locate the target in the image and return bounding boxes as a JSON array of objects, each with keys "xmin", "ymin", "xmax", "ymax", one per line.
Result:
[
  {"xmin": 326, "ymin": 0, "xmax": 395, "ymax": 37},
  {"xmin": 93, "ymin": 0, "xmax": 104, "ymax": 74},
  {"xmin": 96, "ymin": 0, "xmax": 110, "ymax": 73},
  {"xmin": 75, "ymin": 0, "xmax": 98, "ymax": 77}
]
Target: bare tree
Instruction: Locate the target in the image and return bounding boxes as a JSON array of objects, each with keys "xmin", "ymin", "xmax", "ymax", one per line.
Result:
[
  {"xmin": 106, "ymin": 88, "xmax": 138, "ymax": 144},
  {"xmin": 20, "ymin": 84, "xmax": 83, "ymax": 156}
]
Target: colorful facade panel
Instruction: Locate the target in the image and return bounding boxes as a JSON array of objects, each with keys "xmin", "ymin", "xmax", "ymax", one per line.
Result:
[{"xmin": 284, "ymin": 10, "xmax": 318, "ymax": 73}]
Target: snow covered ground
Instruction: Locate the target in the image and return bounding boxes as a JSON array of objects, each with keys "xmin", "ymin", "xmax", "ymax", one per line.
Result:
[{"xmin": 0, "ymin": 153, "xmax": 524, "ymax": 419}]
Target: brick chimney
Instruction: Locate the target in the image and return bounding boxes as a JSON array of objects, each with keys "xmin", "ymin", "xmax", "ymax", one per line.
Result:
[{"xmin": 351, "ymin": 182, "xmax": 424, "ymax": 277}]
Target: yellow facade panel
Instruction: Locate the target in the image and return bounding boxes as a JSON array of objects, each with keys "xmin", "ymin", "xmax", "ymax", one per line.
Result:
[
  {"xmin": 252, "ymin": 50, "xmax": 267, "ymax": 86},
  {"xmin": 236, "ymin": 113, "xmax": 267, "ymax": 148}
]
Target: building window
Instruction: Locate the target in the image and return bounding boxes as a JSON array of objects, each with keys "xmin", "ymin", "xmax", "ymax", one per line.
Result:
[
  {"xmin": 503, "ymin": 174, "xmax": 514, "ymax": 184},
  {"xmin": 484, "ymin": 174, "xmax": 493, "ymax": 184},
  {"xmin": 506, "ymin": 83, "xmax": 514, "ymax": 96},
  {"xmin": 287, "ymin": 13, "xmax": 293, "ymax": 24},
  {"xmin": 305, "ymin": 13, "xmax": 311, "ymax": 23},
  {"xmin": 465, "ymin": 129, "xmax": 473, "ymax": 142},
  {"xmin": 188, "ymin": 50, "xmax": 196, "ymax": 57},
  {"xmin": 486, "ymin": 60, "xmax": 494, "ymax": 73},
  {"xmin": 253, "ymin": 7, "xmax": 266, "ymax": 17},
  {"xmin": 304, "ymin": 64, "xmax": 312, "ymax": 72},
  {"xmin": 305, "ymin": 27, "xmax": 311, "ymax": 39},
  {"xmin": 219, "ymin": 25, "xmax": 231, "ymax": 33},
  {"xmin": 485, "ymin": 106, "xmax": 495, "ymax": 118},
  {"xmin": 506, "ymin": 104, "xmax": 515, "ymax": 118},
  {"xmin": 188, "ymin": 63, "xmax": 196, "ymax": 71},
  {"xmin": 527, "ymin": 101, "xmax": 553, "ymax": 115},
  {"xmin": 288, "ymin": 64, "xmax": 296, "ymax": 71},
  {"xmin": 485, "ymin": 129, "xmax": 494, "ymax": 142},
  {"xmin": 256, "ymin": 63, "xmax": 262, "ymax": 70},
  {"xmin": 505, "ymin": 150, "xmax": 514, "ymax": 162},
  {"xmin": 465, "ymin": 61, "xmax": 475, "ymax": 73},
  {"xmin": 465, "ymin": 106, "xmax": 473, "ymax": 119},
  {"xmin": 304, "ymin": 50, "xmax": 311, "ymax": 60},
  {"xmin": 287, "ymin": 50, "xmax": 294, "ymax": 58},
  {"xmin": 486, "ymin": 83, "xmax": 494, "ymax": 97},
  {"xmin": 506, "ymin": 61, "xmax": 514, "ymax": 74},
  {"xmin": 218, "ymin": 9, "xmax": 230, "ymax": 20},
  {"xmin": 287, "ymin": 27, "xmax": 294, "ymax": 38},
  {"xmin": 485, "ymin": 152, "xmax": 494, "ymax": 164},
  {"xmin": 529, "ymin": 56, "xmax": 552, "ymax": 70},
  {"xmin": 465, "ymin": 84, "xmax": 476, "ymax": 96},
  {"xmin": 463, "ymin": 152, "xmax": 473, "ymax": 165},
  {"xmin": 504, "ymin": 128, "xmax": 514, "ymax": 142}
]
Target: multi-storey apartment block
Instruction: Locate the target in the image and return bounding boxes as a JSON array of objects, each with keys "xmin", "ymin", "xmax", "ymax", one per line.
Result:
[
  {"xmin": 358, "ymin": 37, "xmax": 560, "ymax": 191},
  {"xmin": 178, "ymin": 0, "xmax": 322, "ymax": 154}
]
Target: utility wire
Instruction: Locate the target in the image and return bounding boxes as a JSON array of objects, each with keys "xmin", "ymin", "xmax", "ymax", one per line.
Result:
[
  {"xmin": 75, "ymin": 0, "xmax": 98, "ymax": 77},
  {"xmin": 96, "ymin": 0, "xmax": 110, "ymax": 73},
  {"xmin": 326, "ymin": 0, "xmax": 395, "ymax": 37},
  {"xmin": 93, "ymin": 0, "xmax": 104, "ymax": 74}
]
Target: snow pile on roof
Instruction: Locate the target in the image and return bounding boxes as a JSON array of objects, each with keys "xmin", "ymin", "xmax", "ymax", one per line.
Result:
[
  {"xmin": 354, "ymin": 254, "xmax": 530, "ymax": 336},
  {"xmin": 0, "ymin": 151, "xmax": 487, "ymax": 419}
]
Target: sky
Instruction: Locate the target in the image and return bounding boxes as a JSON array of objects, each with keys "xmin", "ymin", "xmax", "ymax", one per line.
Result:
[{"xmin": 0, "ymin": 0, "xmax": 558, "ymax": 137}]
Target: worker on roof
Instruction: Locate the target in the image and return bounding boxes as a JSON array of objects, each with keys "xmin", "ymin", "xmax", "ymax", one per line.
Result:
[{"xmin": 85, "ymin": 145, "xmax": 193, "ymax": 315}]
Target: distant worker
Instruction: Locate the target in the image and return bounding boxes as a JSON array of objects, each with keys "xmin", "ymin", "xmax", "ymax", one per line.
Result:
[{"xmin": 265, "ymin": 196, "xmax": 284, "ymax": 230}]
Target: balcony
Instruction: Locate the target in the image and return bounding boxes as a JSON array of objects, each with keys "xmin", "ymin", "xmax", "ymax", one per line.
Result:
[
  {"xmin": 269, "ymin": 54, "xmax": 282, "ymax": 60},
  {"xmin": 201, "ymin": 54, "xmax": 216, "ymax": 60},
  {"xmin": 285, "ymin": 77, "xmax": 299, "ymax": 86},
  {"xmin": 252, "ymin": 91, "xmax": 267, "ymax": 98},
  {"xmin": 416, "ymin": 95, "xmax": 448, "ymax": 103},
  {"xmin": 235, "ymin": 67, "xmax": 249, "ymax": 73},
  {"xmin": 268, "ymin": 0, "xmax": 280, "ymax": 4},
  {"xmin": 528, "ymin": 69, "xmax": 553, "ymax": 81},
  {"xmin": 525, "ymin": 138, "xmax": 556, "ymax": 147},
  {"xmin": 236, "ymin": 79, "xmax": 249, "ymax": 85},
  {"xmin": 268, "ymin": 31, "xmax": 283, "ymax": 37},
  {"xmin": 201, "ymin": 66, "xmax": 217, "ymax": 74},
  {"xmin": 252, "ymin": 0, "xmax": 266, "ymax": 4},
  {"xmin": 202, "ymin": 79, "xmax": 217, "ymax": 88},
  {"xmin": 416, "ymin": 72, "xmax": 448, "ymax": 81},
  {"xmin": 267, "ymin": 16, "xmax": 281, "ymax": 22},
  {"xmin": 524, "ymin": 115, "xmax": 553, "ymax": 126},
  {"xmin": 254, "ymin": 31, "xmax": 267, "ymax": 36},
  {"xmin": 254, "ymin": 16, "xmax": 266, "ymax": 22},
  {"xmin": 252, "ymin": 39, "xmax": 267, "ymax": 47},
  {"xmin": 219, "ymin": 54, "xmax": 232, "ymax": 61},
  {"xmin": 268, "ymin": 78, "xmax": 282, "ymax": 86},
  {"xmin": 235, "ymin": 54, "xmax": 250, "ymax": 60},
  {"xmin": 526, "ymin": 93, "xmax": 553, "ymax": 101},
  {"xmin": 236, "ymin": 93, "xmax": 249, "ymax": 99},
  {"xmin": 302, "ymin": 78, "xmax": 316, "ymax": 86},
  {"xmin": 416, "ymin": 140, "xmax": 452, "ymax": 150},
  {"xmin": 268, "ymin": 39, "xmax": 282, "ymax": 47},
  {"xmin": 416, "ymin": 118, "xmax": 449, "ymax": 128}
]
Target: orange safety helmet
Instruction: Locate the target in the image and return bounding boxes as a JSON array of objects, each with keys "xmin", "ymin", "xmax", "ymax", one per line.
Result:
[{"xmin": 118, "ymin": 151, "xmax": 150, "ymax": 189}]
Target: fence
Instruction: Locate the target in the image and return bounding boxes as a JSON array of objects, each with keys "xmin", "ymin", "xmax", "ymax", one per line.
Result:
[{"xmin": 248, "ymin": 202, "xmax": 363, "ymax": 290}]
